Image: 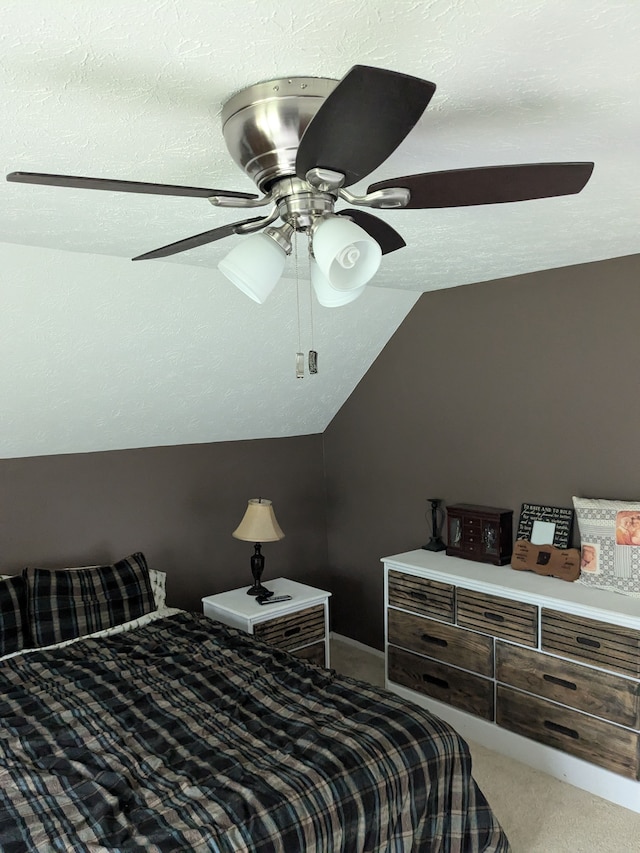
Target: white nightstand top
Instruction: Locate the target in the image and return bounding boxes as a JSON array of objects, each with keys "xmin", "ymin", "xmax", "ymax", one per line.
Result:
[{"xmin": 202, "ymin": 577, "xmax": 331, "ymax": 625}]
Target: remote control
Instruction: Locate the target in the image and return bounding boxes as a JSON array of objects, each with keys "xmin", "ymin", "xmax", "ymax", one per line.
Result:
[{"xmin": 256, "ymin": 594, "xmax": 292, "ymax": 605}]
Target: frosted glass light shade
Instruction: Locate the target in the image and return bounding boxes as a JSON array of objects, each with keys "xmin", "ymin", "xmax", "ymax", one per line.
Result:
[
  {"xmin": 218, "ymin": 233, "xmax": 287, "ymax": 303},
  {"xmin": 312, "ymin": 217, "xmax": 382, "ymax": 291},
  {"xmin": 310, "ymin": 259, "xmax": 365, "ymax": 307},
  {"xmin": 232, "ymin": 498, "xmax": 285, "ymax": 542}
]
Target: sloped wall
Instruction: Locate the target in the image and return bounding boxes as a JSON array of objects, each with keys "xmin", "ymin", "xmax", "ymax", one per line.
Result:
[{"xmin": 323, "ymin": 254, "xmax": 640, "ymax": 649}]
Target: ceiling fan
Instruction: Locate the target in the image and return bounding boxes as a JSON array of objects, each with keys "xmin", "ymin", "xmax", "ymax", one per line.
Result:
[{"xmin": 7, "ymin": 65, "xmax": 594, "ymax": 306}]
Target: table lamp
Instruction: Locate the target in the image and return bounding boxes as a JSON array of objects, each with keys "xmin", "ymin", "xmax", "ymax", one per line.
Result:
[{"xmin": 232, "ymin": 498, "xmax": 285, "ymax": 595}]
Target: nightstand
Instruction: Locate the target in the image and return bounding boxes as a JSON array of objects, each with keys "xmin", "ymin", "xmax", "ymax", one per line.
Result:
[{"xmin": 202, "ymin": 577, "xmax": 331, "ymax": 667}]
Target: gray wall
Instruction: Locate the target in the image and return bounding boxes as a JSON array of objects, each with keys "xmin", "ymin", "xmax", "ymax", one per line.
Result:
[
  {"xmin": 2, "ymin": 254, "xmax": 638, "ymax": 648},
  {"xmin": 323, "ymin": 254, "xmax": 640, "ymax": 649},
  {"xmin": 0, "ymin": 435, "xmax": 328, "ymax": 612}
]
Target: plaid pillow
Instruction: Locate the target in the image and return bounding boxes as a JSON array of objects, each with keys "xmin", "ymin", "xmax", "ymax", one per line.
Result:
[
  {"xmin": 23, "ymin": 552, "xmax": 156, "ymax": 647},
  {"xmin": 0, "ymin": 575, "xmax": 30, "ymax": 656}
]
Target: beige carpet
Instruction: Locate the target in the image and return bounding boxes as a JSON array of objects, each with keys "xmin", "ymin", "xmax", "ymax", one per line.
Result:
[{"xmin": 330, "ymin": 638, "xmax": 640, "ymax": 852}]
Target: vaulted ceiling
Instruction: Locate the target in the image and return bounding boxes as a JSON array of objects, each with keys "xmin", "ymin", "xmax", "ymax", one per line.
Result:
[{"xmin": 1, "ymin": 1, "xmax": 638, "ymax": 458}]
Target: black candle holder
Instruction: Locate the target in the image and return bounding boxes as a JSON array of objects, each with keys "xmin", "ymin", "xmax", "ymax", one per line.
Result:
[{"xmin": 422, "ymin": 497, "xmax": 447, "ymax": 552}]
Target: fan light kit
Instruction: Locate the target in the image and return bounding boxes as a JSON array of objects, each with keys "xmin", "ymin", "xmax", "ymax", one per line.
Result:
[{"xmin": 7, "ymin": 65, "xmax": 594, "ymax": 371}]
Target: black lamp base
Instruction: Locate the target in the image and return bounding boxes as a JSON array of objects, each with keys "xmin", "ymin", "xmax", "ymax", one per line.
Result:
[
  {"xmin": 247, "ymin": 582, "xmax": 271, "ymax": 596},
  {"xmin": 246, "ymin": 542, "xmax": 271, "ymax": 596}
]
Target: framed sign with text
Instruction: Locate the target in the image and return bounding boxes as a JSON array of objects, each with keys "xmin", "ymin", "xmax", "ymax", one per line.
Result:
[{"xmin": 516, "ymin": 503, "xmax": 574, "ymax": 549}]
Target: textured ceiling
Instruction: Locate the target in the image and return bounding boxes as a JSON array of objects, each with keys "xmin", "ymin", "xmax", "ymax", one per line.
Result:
[{"xmin": 1, "ymin": 1, "xmax": 638, "ymax": 458}]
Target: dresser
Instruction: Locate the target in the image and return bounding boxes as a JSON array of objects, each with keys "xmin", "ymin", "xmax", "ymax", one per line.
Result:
[
  {"xmin": 202, "ymin": 577, "xmax": 331, "ymax": 667},
  {"xmin": 383, "ymin": 549, "xmax": 640, "ymax": 812}
]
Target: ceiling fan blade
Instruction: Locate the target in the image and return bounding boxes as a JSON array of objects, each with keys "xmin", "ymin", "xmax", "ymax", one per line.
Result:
[
  {"xmin": 6, "ymin": 171, "xmax": 257, "ymax": 200},
  {"xmin": 296, "ymin": 65, "xmax": 436, "ymax": 188},
  {"xmin": 131, "ymin": 217, "xmax": 266, "ymax": 261},
  {"xmin": 368, "ymin": 162, "xmax": 594, "ymax": 209},
  {"xmin": 337, "ymin": 209, "xmax": 406, "ymax": 255}
]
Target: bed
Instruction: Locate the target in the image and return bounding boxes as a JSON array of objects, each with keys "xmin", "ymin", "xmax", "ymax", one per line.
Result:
[{"xmin": 0, "ymin": 554, "xmax": 510, "ymax": 852}]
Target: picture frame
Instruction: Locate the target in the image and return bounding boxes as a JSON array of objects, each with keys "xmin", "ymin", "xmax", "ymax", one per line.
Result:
[{"xmin": 516, "ymin": 503, "xmax": 575, "ymax": 549}]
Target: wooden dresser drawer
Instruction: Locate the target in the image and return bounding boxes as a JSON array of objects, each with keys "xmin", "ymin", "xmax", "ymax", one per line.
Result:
[
  {"xmin": 496, "ymin": 641, "xmax": 640, "ymax": 729},
  {"xmin": 457, "ymin": 589, "xmax": 538, "ymax": 647},
  {"xmin": 389, "ymin": 646, "xmax": 494, "ymax": 721},
  {"xmin": 291, "ymin": 641, "xmax": 326, "ymax": 667},
  {"xmin": 542, "ymin": 609, "xmax": 640, "ymax": 678},
  {"xmin": 497, "ymin": 685, "xmax": 640, "ymax": 780},
  {"xmin": 388, "ymin": 608, "xmax": 493, "ymax": 676},
  {"xmin": 254, "ymin": 604, "xmax": 325, "ymax": 651},
  {"xmin": 387, "ymin": 570, "xmax": 455, "ymax": 622}
]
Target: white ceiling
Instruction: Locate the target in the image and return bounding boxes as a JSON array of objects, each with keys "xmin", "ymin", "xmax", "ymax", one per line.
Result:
[{"xmin": 1, "ymin": 1, "xmax": 638, "ymax": 458}]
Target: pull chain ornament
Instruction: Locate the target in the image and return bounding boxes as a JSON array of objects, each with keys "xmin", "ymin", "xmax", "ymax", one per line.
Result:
[
  {"xmin": 308, "ymin": 231, "xmax": 318, "ymax": 375},
  {"xmin": 294, "ymin": 230, "xmax": 305, "ymax": 378}
]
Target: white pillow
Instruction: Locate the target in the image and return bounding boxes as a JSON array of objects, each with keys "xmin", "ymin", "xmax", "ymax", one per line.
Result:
[{"xmin": 148, "ymin": 569, "xmax": 167, "ymax": 609}]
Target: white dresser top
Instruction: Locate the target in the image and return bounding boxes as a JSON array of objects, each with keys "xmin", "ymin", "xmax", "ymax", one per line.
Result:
[{"xmin": 382, "ymin": 549, "xmax": 640, "ymax": 629}]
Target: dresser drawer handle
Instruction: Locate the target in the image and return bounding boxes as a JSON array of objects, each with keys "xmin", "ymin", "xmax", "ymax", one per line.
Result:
[
  {"xmin": 410, "ymin": 591, "xmax": 427, "ymax": 602},
  {"xmin": 544, "ymin": 720, "xmax": 579, "ymax": 740},
  {"xmin": 483, "ymin": 611, "xmax": 505, "ymax": 623},
  {"xmin": 284, "ymin": 626, "xmax": 301, "ymax": 638},
  {"xmin": 420, "ymin": 633, "xmax": 448, "ymax": 648},
  {"xmin": 576, "ymin": 635, "xmax": 600, "ymax": 649},
  {"xmin": 543, "ymin": 674, "xmax": 577, "ymax": 691},
  {"xmin": 422, "ymin": 673, "xmax": 449, "ymax": 690}
]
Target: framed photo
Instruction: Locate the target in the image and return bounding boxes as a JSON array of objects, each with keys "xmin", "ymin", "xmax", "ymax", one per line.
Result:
[{"xmin": 516, "ymin": 503, "xmax": 575, "ymax": 549}]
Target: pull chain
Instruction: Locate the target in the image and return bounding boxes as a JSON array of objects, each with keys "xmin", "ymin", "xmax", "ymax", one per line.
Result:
[
  {"xmin": 294, "ymin": 231, "xmax": 304, "ymax": 378},
  {"xmin": 307, "ymin": 231, "xmax": 318, "ymax": 375}
]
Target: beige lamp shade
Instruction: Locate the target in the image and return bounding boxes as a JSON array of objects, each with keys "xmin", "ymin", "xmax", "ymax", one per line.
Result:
[{"xmin": 232, "ymin": 498, "xmax": 284, "ymax": 542}]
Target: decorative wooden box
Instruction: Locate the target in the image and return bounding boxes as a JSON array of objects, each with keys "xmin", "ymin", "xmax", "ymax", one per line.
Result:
[{"xmin": 445, "ymin": 503, "xmax": 513, "ymax": 565}]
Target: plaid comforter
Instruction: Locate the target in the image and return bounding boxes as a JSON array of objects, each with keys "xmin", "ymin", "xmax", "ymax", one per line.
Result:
[{"xmin": 0, "ymin": 612, "xmax": 510, "ymax": 852}]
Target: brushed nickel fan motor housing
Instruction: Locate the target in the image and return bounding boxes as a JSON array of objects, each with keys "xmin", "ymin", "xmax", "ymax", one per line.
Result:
[{"xmin": 221, "ymin": 76, "xmax": 338, "ymax": 194}]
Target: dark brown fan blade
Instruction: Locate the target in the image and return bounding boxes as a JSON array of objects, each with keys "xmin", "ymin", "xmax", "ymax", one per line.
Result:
[
  {"xmin": 6, "ymin": 171, "xmax": 257, "ymax": 200},
  {"xmin": 368, "ymin": 162, "xmax": 594, "ymax": 209},
  {"xmin": 131, "ymin": 217, "xmax": 266, "ymax": 261},
  {"xmin": 296, "ymin": 66, "xmax": 436, "ymax": 188},
  {"xmin": 337, "ymin": 209, "xmax": 406, "ymax": 255}
]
